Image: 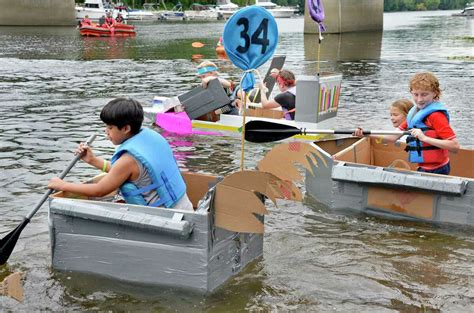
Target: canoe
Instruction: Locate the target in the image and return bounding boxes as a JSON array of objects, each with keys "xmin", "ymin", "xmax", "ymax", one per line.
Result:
[
  {"xmin": 48, "ymin": 170, "xmax": 301, "ymax": 292},
  {"xmin": 79, "ymin": 23, "xmax": 136, "ymax": 37},
  {"xmin": 144, "ymin": 71, "xmax": 343, "ymax": 141},
  {"xmin": 257, "ymin": 137, "xmax": 474, "ymax": 227}
]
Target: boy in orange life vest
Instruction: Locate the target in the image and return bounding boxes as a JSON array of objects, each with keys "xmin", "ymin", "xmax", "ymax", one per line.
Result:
[
  {"xmin": 355, "ymin": 72, "xmax": 459, "ymax": 175},
  {"xmin": 48, "ymin": 98, "xmax": 194, "ymax": 211}
]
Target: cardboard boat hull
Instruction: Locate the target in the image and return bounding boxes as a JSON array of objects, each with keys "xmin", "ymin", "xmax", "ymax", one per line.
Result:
[
  {"xmin": 305, "ymin": 138, "xmax": 474, "ymax": 226},
  {"xmin": 48, "ymin": 198, "xmax": 262, "ymax": 292}
]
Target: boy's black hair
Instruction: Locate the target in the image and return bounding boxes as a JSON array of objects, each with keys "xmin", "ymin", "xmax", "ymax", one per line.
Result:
[{"xmin": 100, "ymin": 98, "xmax": 144, "ymax": 134}]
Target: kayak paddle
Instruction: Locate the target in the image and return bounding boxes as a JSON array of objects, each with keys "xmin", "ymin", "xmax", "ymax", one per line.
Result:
[
  {"xmin": 0, "ymin": 134, "xmax": 97, "ymax": 265},
  {"xmin": 244, "ymin": 120, "xmax": 410, "ymax": 143}
]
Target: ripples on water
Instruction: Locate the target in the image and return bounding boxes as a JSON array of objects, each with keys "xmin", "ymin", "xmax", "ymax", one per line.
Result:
[{"xmin": 0, "ymin": 11, "xmax": 473, "ymax": 311}]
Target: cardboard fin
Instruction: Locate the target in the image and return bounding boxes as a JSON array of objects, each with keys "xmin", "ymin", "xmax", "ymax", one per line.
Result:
[
  {"xmin": 214, "ymin": 171, "xmax": 302, "ymax": 233},
  {"xmin": 0, "ymin": 272, "xmax": 24, "ymax": 302},
  {"xmin": 257, "ymin": 142, "xmax": 327, "ymax": 182},
  {"xmin": 178, "ymin": 79, "xmax": 230, "ymax": 119},
  {"xmin": 262, "ymin": 55, "xmax": 286, "ymax": 97}
]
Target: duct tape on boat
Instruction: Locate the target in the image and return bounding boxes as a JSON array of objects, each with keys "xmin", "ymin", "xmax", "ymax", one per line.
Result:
[
  {"xmin": 331, "ymin": 163, "xmax": 469, "ymax": 196},
  {"xmin": 50, "ymin": 198, "xmax": 194, "ymax": 238}
]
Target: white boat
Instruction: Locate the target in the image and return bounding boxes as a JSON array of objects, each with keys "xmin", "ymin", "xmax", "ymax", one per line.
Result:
[
  {"xmin": 126, "ymin": 9, "xmax": 155, "ymax": 21},
  {"xmin": 452, "ymin": 2, "xmax": 474, "ymax": 17},
  {"xmin": 75, "ymin": 0, "xmax": 128, "ymax": 21},
  {"xmin": 216, "ymin": 0, "xmax": 239, "ymax": 20},
  {"xmin": 254, "ymin": 0, "xmax": 296, "ymax": 18},
  {"xmin": 157, "ymin": 2, "xmax": 189, "ymax": 21},
  {"xmin": 185, "ymin": 4, "xmax": 220, "ymax": 21}
]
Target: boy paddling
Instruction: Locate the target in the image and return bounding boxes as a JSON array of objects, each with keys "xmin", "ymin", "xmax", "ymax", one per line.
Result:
[{"xmin": 48, "ymin": 98, "xmax": 193, "ymax": 211}]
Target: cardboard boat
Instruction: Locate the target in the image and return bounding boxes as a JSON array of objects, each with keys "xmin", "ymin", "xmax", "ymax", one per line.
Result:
[
  {"xmin": 48, "ymin": 170, "xmax": 301, "ymax": 292},
  {"xmin": 257, "ymin": 138, "xmax": 474, "ymax": 227},
  {"xmin": 144, "ymin": 56, "xmax": 343, "ymax": 141},
  {"xmin": 79, "ymin": 23, "xmax": 136, "ymax": 37}
]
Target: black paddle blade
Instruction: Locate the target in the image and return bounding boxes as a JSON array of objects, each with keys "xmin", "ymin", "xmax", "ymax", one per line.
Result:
[
  {"xmin": 244, "ymin": 120, "xmax": 301, "ymax": 143},
  {"xmin": 0, "ymin": 218, "xmax": 29, "ymax": 265}
]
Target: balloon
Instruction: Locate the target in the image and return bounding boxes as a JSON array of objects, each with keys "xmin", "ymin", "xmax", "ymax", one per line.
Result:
[
  {"xmin": 223, "ymin": 6, "xmax": 278, "ymax": 92},
  {"xmin": 307, "ymin": 0, "xmax": 326, "ymax": 31}
]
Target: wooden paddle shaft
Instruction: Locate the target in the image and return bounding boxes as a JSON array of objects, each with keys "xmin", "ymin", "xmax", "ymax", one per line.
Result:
[{"xmin": 25, "ymin": 134, "xmax": 97, "ymax": 220}]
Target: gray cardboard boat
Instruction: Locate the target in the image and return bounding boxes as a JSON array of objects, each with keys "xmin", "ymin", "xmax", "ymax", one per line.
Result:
[
  {"xmin": 48, "ymin": 171, "xmax": 301, "ymax": 293},
  {"xmin": 258, "ymin": 138, "xmax": 474, "ymax": 227}
]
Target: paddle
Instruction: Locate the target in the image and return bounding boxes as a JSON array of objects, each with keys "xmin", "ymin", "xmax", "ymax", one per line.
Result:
[
  {"xmin": 0, "ymin": 134, "xmax": 97, "ymax": 265},
  {"xmin": 191, "ymin": 42, "xmax": 206, "ymax": 48},
  {"xmin": 244, "ymin": 120, "xmax": 410, "ymax": 143}
]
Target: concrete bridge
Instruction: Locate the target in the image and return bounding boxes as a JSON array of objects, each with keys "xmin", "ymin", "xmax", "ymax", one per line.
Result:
[
  {"xmin": 305, "ymin": 0, "xmax": 383, "ymax": 34},
  {"xmin": 0, "ymin": 0, "xmax": 76, "ymax": 26}
]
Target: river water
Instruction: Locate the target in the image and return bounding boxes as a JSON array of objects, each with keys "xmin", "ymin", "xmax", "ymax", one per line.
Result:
[{"xmin": 1, "ymin": 10, "xmax": 473, "ymax": 311}]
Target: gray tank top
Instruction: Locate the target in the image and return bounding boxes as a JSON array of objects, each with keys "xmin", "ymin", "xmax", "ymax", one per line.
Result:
[{"xmin": 128, "ymin": 154, "xmax": 160, "ymax": 205}]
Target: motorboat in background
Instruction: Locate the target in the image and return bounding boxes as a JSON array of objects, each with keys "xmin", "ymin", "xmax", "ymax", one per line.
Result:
[
  {"xmin": 75, "ymin": 0, "xmax": 128, "ymax": 21},
  {"xmin": 185, "ymin": 3, "xmax": 220, "ymax": 21},
  {"xmin": 254, "ymin": 0, "xmax": 297, "ymax": 18},
  {"xmin": 216, "ymin": 0, "xmax": 239, "ymax": 20},
  {"xmin": 452, "ymin": 2, "xmax": 474, "ymax": 16},
  {"xmin": 157, "ymin": 2, "xmax": 189, "ymax": 21}
]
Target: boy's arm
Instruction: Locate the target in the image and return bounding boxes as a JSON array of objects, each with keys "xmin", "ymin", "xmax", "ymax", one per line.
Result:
[{"xmin": 48, "ymin": 154, "xmax": 137, "ymax": 197}]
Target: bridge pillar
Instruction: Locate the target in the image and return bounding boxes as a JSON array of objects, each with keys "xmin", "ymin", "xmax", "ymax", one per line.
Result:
[
  {"xmin": 0, "ymin": 0, "xmax": 75, "ymax": 26},
  {"xmin": 304, "ymin": 0, "xmax": 383, "ymax": 34}
]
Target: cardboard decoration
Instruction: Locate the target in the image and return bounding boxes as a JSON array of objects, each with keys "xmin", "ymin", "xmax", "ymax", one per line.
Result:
[
  {"xmin": 223, "ymin": 6, "xmax": 278, "ymax": 92},
  {"xmin": 214, "ymin": 171, "xmax": 302, "ymax": 234},
  {"xmin": 0, "ymin": 272, "xmax": 23, "ymax": 302},
  {"xmin": 257, "ymin": 142, "xmax": 327, "ymax": 182}
]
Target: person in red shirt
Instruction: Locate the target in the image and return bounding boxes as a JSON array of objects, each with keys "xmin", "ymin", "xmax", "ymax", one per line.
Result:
[
  {"xmin": 79, "ymin": 15, "xmax": 92, "ymax": 27},
  {"xmin": 355, "ymin": 72, "xmax": 459, "ymax": 175},
  {"xmin": 104, "ymin": 12, "xmax": 116, "ymax": 28}
]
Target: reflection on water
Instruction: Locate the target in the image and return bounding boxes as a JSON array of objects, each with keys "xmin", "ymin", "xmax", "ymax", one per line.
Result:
[
  {"xmin": 304, "ymin": 31, "xmax": 383, "ymax": 62},
  {"xmin": 0, "ymin": 11, "xmax": 473, "ymax": 312}
]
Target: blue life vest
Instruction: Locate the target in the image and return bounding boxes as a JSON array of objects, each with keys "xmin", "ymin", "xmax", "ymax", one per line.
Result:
[
  {"xmin": 111, "ymin": 128, "xmax": 186, "ymax": 208},
  {"xmin": 405, "ymin": 102, "xmax": 449, "ymax": 164}
]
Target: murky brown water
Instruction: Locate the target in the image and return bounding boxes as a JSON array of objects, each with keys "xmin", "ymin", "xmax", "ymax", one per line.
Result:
[{"xmin": 1, "ymin": 11, "xmax": 473, "ymax": 311}]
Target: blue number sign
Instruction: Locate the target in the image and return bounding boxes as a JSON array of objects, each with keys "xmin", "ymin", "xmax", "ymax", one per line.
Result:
[{"xmin": 223, "ymin": 6, "xmax": 278, "ymax": 92}]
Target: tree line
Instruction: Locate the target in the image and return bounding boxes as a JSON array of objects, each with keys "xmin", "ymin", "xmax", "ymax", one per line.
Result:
[
  {"xmin": 384, "ymin": 0, "xmax": 469, "ymax": 11},
  {"xmin": 79, "ymin": 0, "xmax": 470, "ymax": 12}
]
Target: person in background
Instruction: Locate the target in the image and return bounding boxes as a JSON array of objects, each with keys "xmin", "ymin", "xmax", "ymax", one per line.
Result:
[
  {"xmin": 354, "ymin": 72, "xmax": 459, "ymax": 175},
  {"xmin": 196, "ymin": 60, "xmax": 238, "ymax": 115},
  {"xmin": 115, "ymin": 13, "xmax": 124, "ymax": 23},
  {"xmin": 104, "ymin": 12, "xmax": 116, "ymax": 28},
  {"xmin": 389, "ymin": 98, "xmax": 414, "ymax": 128},
  {"xmin": 258, "ymin": 69, "xmax": 296, "ymax": 120},
  {"xmin": 80, "ymin": 15, "xmax": 92, "ymax": 27},
  {"xmin": 98, "ymin": 15, "xmax": 106, "ymax": 27},
  {"xmin": 354, "ymin": 98, "xmax": 413, "ymax": 144},
  {"xmin": 48, "ymin": 98, "xmax": 194, "ymax": 211}
]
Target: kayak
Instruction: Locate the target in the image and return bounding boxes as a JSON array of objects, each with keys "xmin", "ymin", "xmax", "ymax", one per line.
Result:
[
  {"xmin": 48, "ymin": 170, "xmax": 301, "ymax": 292},
  {"xmin": 258, "ymin": 137, "xmax": 474, "ymax": 227}
]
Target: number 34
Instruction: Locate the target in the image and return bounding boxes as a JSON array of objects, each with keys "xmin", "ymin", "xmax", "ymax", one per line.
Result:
[{"xmin": 236, "ymin": 17, "xmax": 270, "ymax": 55}]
